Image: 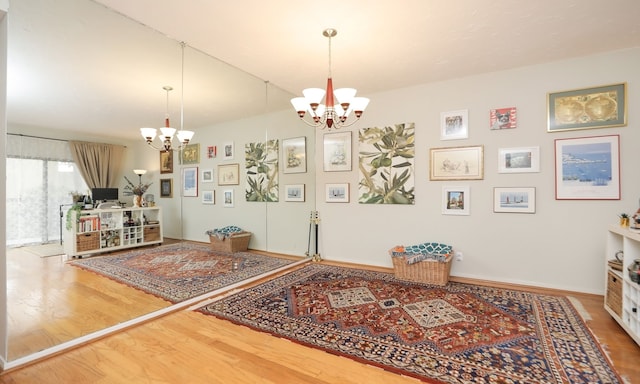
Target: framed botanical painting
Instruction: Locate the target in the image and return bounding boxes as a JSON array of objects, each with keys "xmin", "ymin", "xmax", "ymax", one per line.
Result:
[
  {"xmin": 202, "ymin": 169, "xmax": 214, "ymax": 183},
  {"xmin": 218, "ymin": 163, "xmax": 240, "ymax": 186},
  {"xmin": 498, "ymin": 146, "xmax": 540, "ymax": 173},
  {"xmin": 159, "ymin": 178, "xmax": 173, "ymax": 198},
  {"xmin": 429, "ymin": 145, "xmax": 484, "ymax": 180},
  {"xmin": 160, "ymin": 150, "xmax": 173, "ymax": 174},
  {"xmin": 202, "ymin": 190, "xmax": 214, "ymax": 204},
  {"xmin": 223, "ymin": 142, "xmax": 234, "ymax": 160},
  {"xmin": 490, "ymin": 107, "xmax": 517, "ymax": 130},
  {"xmin": 554, "ymin": 135, "xmax": 620, "ymax": 200},
  {"xmin": 325, "ymin": 183, "xmax": 349, "ymax": 203},
  {"xmin": 323, "ymin": 132, "xmax": 351, "ymax": 172},
  {"xmin": 282, "ymin": 136, "xmax": 306, "ymax": 174},
  {"xmin": 182, "ymin": 166, "xmax": 198, "ymax": 197},
  {"xmin": 440, "ymin": 109, "xmax": 468, "ymax": 140},
  {"xmin": 493, "ymin": 187, "xmax": 536, "ymax": 213},
  {"xmin": 180, "ymin": 143, "xmax": 200, "ymax": 165},
  {"xmin": 284, "ymin": 184, "xmax": 305, "ymax": 202},
  {"xmin": 442, "ymin": 186, "xmax": 469, "ymax": 215},
  {"xmin": 547, "ymin": 83, "xmax": 627, "ymax": 132},
  {"xmin": 223, "ymin": 189, "xmax": 234, "ymax": 207}
]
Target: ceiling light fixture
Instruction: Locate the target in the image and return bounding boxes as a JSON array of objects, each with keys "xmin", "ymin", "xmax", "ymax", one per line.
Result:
[
  {"xmin": 290, "ymin": 28, "xmax": 369, "ymax": 130},
  {"xmin": 140, "ymin": 42, "xmax": 194, "ymax": 151}
]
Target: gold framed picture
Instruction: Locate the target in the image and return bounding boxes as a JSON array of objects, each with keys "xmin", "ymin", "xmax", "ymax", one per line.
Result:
[
  {"xmin": 160, "ymin": 150, "xmax": 173, "ymax": 174},
  {"xmin": 180, "ymin": 143, "xmax": 200, "ymax": 164}
]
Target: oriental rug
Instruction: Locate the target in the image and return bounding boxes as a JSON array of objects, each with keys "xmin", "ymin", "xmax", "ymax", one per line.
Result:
[
  {"xmin": 69, "ymin": 243, "xmax": 297, "ymax": 303},
  {"xmin": 199, "ymin": 264, "xmax": 622, "ymax": 384}
]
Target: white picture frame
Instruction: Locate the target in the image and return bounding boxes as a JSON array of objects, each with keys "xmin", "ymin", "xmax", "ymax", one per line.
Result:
[
  {"xmin": 323, "ymin": 132, "xmax": 352, "ymax": 172},
  {"xmin": 182, "ymin": 167, "xmax": 198, "ymax": 197},
  {"xmin": 202, "ymin": 168, "xmax": 214, "ymax": 182},
  {"xmin": 498, "ymin": 146, "xmax": 540, "ymax": 173},
  {"xmin": 325, "ymin": 183, "xmax": 350, "ymax": 203},
  {"xmin": 493, "ymin": 187, "xmax": 536, "ymax": 213},
  {"xmin": 282, "ymin": 137, "xmax": 307, "ymax": 174},
  {"xmin": 440, "ymin": 109, "xmax": 469, "ymax": 140},
  {"xmin": 223, "ymin": 142, "xmax": 234, "ymax": 160},
  {"xmin": 442, "ymin": 186, "xmax": 470, "ymax": 215},
  {"xmin": 284, "ymin": 184, "xmax": 305, "ymax": 202},
  {"xmin": 223, "ymin": 189, "xmax": 234, "ymax": 207},
  {"xmin": 202, "ymin": 190, "xmax": 214, "ymax": 204}
]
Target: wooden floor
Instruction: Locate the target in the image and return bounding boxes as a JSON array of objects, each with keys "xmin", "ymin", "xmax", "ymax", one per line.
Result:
[{"xmin": 3, "ymin": 246, "xmax": 640, "ymax": 383}]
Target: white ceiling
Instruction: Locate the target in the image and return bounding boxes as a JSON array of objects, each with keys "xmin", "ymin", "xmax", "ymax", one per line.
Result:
[{"xmin": 7, "ymin": 0, "xmax": 640, "ymax": 141}]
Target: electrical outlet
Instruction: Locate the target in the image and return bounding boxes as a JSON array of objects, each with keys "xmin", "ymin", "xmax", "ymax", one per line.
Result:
[{"xmin": 455, "ymin": 251, "xmax": 463, "ymax": 261}]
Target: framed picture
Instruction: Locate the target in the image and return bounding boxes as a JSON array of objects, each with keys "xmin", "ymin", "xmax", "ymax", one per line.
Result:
[
  {"xmin": 547, "ymin": 83, "xmax": 627, "ymax": 132},
  {"xmin": 285, "ymin": 184, "xmax": 305, "ymax": 202},
  {"xmin": 207, "ymin": 146, "xmax": 216, "ymax": 159},
  {"xmin": 182, "ymin": 166, "xmax": 198, "ymax": 197},
  {"xmin": 282, "ymin": 136, "xmax": 307, "ymax": 174},
  {"xmin": 323, "ymin": 132, "xmax": 351, "ymax": 172},
  {"xmin": 218, "ymin": 163, "xmax": 240, "ymax": 185},
  {"xmin": 180, "ymin": 143, "xmax": 200, "ymax": 165},
  {"xmin": 493, "ymin": 187, "xmax": 536, "ymax": 213},
  {"xmin": 223, "ymin": 142, "xmax": 234, "ymax": 160},
  {"xmin": 202, "ymin": 169, "xmax": 214, "ymax": 183},
  {"xmin": 159, "ymin": 178, "xmax": 173, "ymax": 198},
  {"xmin": 554, "ymin": 135, "xmax": 620, "ymax": 200},
  {"xmin": 440, "ymin": 109, "xmax": 468, "ymax": 140},
  {"xmin": 325, "ymin": 183, "xmax": 350, "ymax": 203},
  {"xmin": 429, "ymin": 145, "xmax": 484, "ymax": 180},
  {"xmin": 490, "ymin": 107, "xmax": 517, "ymax": 130},
  {"xmin": 202, "ymin": 190, "xmax": 214, "ymax": 204},
  {"xmin": 442, "ymin": 186, "xmax": 470, "ymax": 215},
  {"xmin": 498, "ymin": 146, "xmax": 540, "ymax": 173},
  {"xmin": 160, "ymin": 150, "xmax": 173, "ymax": 174},
  {"xmin": 223, "ymin": 189, "xmax": 234, "ymax": 207}
]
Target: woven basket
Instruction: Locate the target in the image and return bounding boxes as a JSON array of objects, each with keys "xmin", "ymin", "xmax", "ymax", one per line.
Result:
[
  {"xmin": 391, "ymin": 254, "xmax": 453, "ymax": 286},
  {"xmin": 208, "ymin": 232, "xmax": 251, "ymax": 253}
]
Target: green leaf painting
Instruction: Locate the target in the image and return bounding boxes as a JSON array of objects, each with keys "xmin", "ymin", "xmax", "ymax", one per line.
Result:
[
  {"xmin": 358, "ymin": 123, "xmax": 415, "ymax": 204},
  {"xmin": 245, "ymin": 139, "xmax": 279, "ymax": 202}
]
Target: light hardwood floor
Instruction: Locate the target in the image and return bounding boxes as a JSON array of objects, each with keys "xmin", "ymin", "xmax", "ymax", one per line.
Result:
[{"xmin": 2, "ymin": 244, "xmax": 640, "ymax": 383}]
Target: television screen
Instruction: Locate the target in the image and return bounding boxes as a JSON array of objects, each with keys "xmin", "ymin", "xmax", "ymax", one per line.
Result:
[{"xmin": 91, "ymin": 188, "xmax": 119, "ymax": 201}]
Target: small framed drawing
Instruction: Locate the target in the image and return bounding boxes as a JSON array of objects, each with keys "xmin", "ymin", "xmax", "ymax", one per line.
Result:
[
  {"xmin": 218, "ymin": 163, "xmax": 240, "ymax": 185},
  {"xmin": 223, "ymin": 189, "xmax": 234, "ymax": 207},
  {"xmin": 282, "ymin": 136, "xmax": 307, "ymax": 174},
  {"xmin": 429, "ymin": 145, "xmax": 484, "ymax": 180},
  {"xmin": 223, "ymin": 142, "xmax": 234, "ymax": 160},
  {"xmin": 554, "ymin": 134, "xmax": 620, "ymax": 200},
  {"xmin": 442, "ymin": 186, "xmax": 470, "ymax": 215},
  {"xmin": 160, "ymin": 178, "xmax": 173, "ymax": 198},
  {"xmin": 440, "ymin": 109, "xmax": 468, "ymax": 140},
  {"xmin": 325, "ymin": 183, "xmax": 349, "ymax": 203},
  {"xmin": 202, "ymin": 169, "xmax": 214, "ymax": 183},
  {"xmin": 180, "ymin": 143, "xmax": 200, "ymax": 165},
  {"xmin": 285, "ymin": 184, "xmax": 305, "ymax": 202},
  {"xmin": 498, "ymin": 146, "xmax": 540, "ymax": 173},
  {"xmin": 493, "ymin": 187, "xmax": 536, "ymax": 213},
  {"xmin": 182, "ymin": 167, "xmax": 198, "ymax": 197},
  {"xmin": 202, "ymin": 190, "xmax": 214, "ymax": 204},
  {"xmin": 160, "ymin": 150, "xmax": 173, "ymax": 174},
  {"xmin": 490, "ymin": 107, "xmax": 517, "ymax": 130},
  {"xmin": 207, "ymin": 146, "xmax": 216, "ymax": 159},
  {"xmin": 547, "ymin": 83, "xmax": 627, "ymax": 132},
  {"xmin": 323, "ymin": 132, "xmax": 351, "ymax": 172}
]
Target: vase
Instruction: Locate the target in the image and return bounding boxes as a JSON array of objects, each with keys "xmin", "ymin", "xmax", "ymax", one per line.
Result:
[
  {"xmin": 133, "ymin": 195, "xmax": 143, "ymax": 208},
  {"xmin": 621, "ymin": 217, "xmax": 630, "ymax": 227}
]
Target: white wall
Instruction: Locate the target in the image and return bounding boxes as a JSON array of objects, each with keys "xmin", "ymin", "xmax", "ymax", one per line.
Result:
[{"xmin": 315, "ymin": 48, "xmax": 640, "ymax": 295}]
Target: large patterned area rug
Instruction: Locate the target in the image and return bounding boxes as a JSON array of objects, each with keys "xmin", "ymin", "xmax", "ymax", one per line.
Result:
[
  {"xmin": 199, "ymin": 264, "xmax": 622, "ymax": 384},
  {"xmin": 69, "ymin": 243, "xmax": 297, "ymax": 303}
]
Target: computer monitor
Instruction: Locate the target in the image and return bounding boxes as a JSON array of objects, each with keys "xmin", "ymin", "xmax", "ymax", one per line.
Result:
[{"xmin": 91, "ymin": 188, "xmax": 119, "ymax": 202}]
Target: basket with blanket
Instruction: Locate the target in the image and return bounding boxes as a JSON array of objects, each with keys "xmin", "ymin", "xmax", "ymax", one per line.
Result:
[
  {"xmin": 388, "ymin": 242, "xmax": 453, "ymax": 286},
  {"xmin": 205, "ymin": 226, "xmax": 252, "ymax": 253}
]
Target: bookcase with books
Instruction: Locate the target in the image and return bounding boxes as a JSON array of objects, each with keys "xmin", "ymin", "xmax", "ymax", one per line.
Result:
[{"xmin": 63, "ymin": 207, "xmax": 163, "ymax": 258}]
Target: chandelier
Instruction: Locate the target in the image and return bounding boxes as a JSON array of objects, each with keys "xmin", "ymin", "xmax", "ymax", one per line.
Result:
[
  {"xmin": 290, "ymin": 28, "xmax": 369, "ymax": 130},
  {"xmin": 140, "ymin": 42, "xmax": 194, "ymax": 151}
]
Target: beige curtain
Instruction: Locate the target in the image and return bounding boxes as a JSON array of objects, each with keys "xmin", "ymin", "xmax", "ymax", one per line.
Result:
[{"xmin": 69, "ymin": 141, "xmax": 126, "ymax": 189}]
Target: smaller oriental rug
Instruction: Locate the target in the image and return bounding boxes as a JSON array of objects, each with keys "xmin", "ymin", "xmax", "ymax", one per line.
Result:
[
  {"xmin": 200, "ymin": 264, "xmax": 622, "ymax": 384},
  {"xmin": 69, "ymin": 243, "xmax": 297, "ymax": 303}
]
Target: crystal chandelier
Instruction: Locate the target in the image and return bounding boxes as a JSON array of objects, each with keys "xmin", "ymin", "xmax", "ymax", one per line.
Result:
[{"xmin": 290, "ymin": 29, "xmax": 369, "ymax": 130}]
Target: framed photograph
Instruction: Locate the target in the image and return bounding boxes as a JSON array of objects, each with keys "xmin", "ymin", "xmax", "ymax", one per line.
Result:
[
  {"xmin": 223, "ymin": 142, "xmax": 234, "ymax": 160},
  {"xmin": 442, "ymin": 186, "xmax": 470, "ymax": 215},
  {"xmin": 498, "ymin": 146, "xmax": 540, "ymax": 173},
  {"xmin": 440, "ymin": 109, "xmax": 468, "ymax": 140},
  {"xmin": 323, "ymin": 132, "xmax": 351, "ymax": 172},
  {"xmin": 160, "ymin": 150, "xmax": 173, "ymax": 174},
  {"xmin": 182, "ymin": 166, "xmax": 198, "ymax": 197},
  {"xmin": 547, "ymin": 83, "xmax": 627, "ymax": 132},
  {"xmin": 218, "ymin": 163, "xmax": 240, "ymax": 186},
  {"xmin": 282, "ymin": 136, "xmax": 307, "ymax": 174},
  {"xmin": 494, "ymin": 187, "xmax": 536, "ymax": 213},
  {"xmin": 180, "ymin": 143, "xmax": 200, "ymax": 165},
  {"xmin": 325, "ymin": 183, "xmax": 350, "ymax": 203},
  {"xmin": 490, "ymin": 107, "xmax": 517, "ymax": 130},
  {"xmin": 554, "ymin": 135, "xmax": 620, "ymax": 200},
  {"xmin": 202, "ymin": 169, "xmax": 214, "ymax": 183},
  {"xmin": 202, "ymin": 190, "xmax": 215, "ymax": 204},
  {"xmin": 285, "ymin": 184, "xmax": 305, "ymax": 202},
  {"xmin": 223, "ymin": 189, "xmax": 234, "ymax": 207},
  {"xmin": 207, "ymin": 146, "xmax": 216, "ymax": 159},
  {"xmin": 429, "ymin": 145, "xmax": 484, "ymax": 180},
  {"xmin": 159, "ymin": 178, "xmax": 173, "ymax": 198}
]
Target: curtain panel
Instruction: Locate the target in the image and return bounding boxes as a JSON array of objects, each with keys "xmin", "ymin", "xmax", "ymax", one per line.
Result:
[{"xmin": 69, "ymin": 141, "xmax": 126, "ymax": 189}]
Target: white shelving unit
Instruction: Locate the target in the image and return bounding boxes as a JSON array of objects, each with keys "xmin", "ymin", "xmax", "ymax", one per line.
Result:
[
  {"xmin": 605, "ymin": 224, "xmax": 640, "ymax": 346},
  {"xmin": 63, "ymin": 207, "xmax": 163, "ymax": 258}
]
